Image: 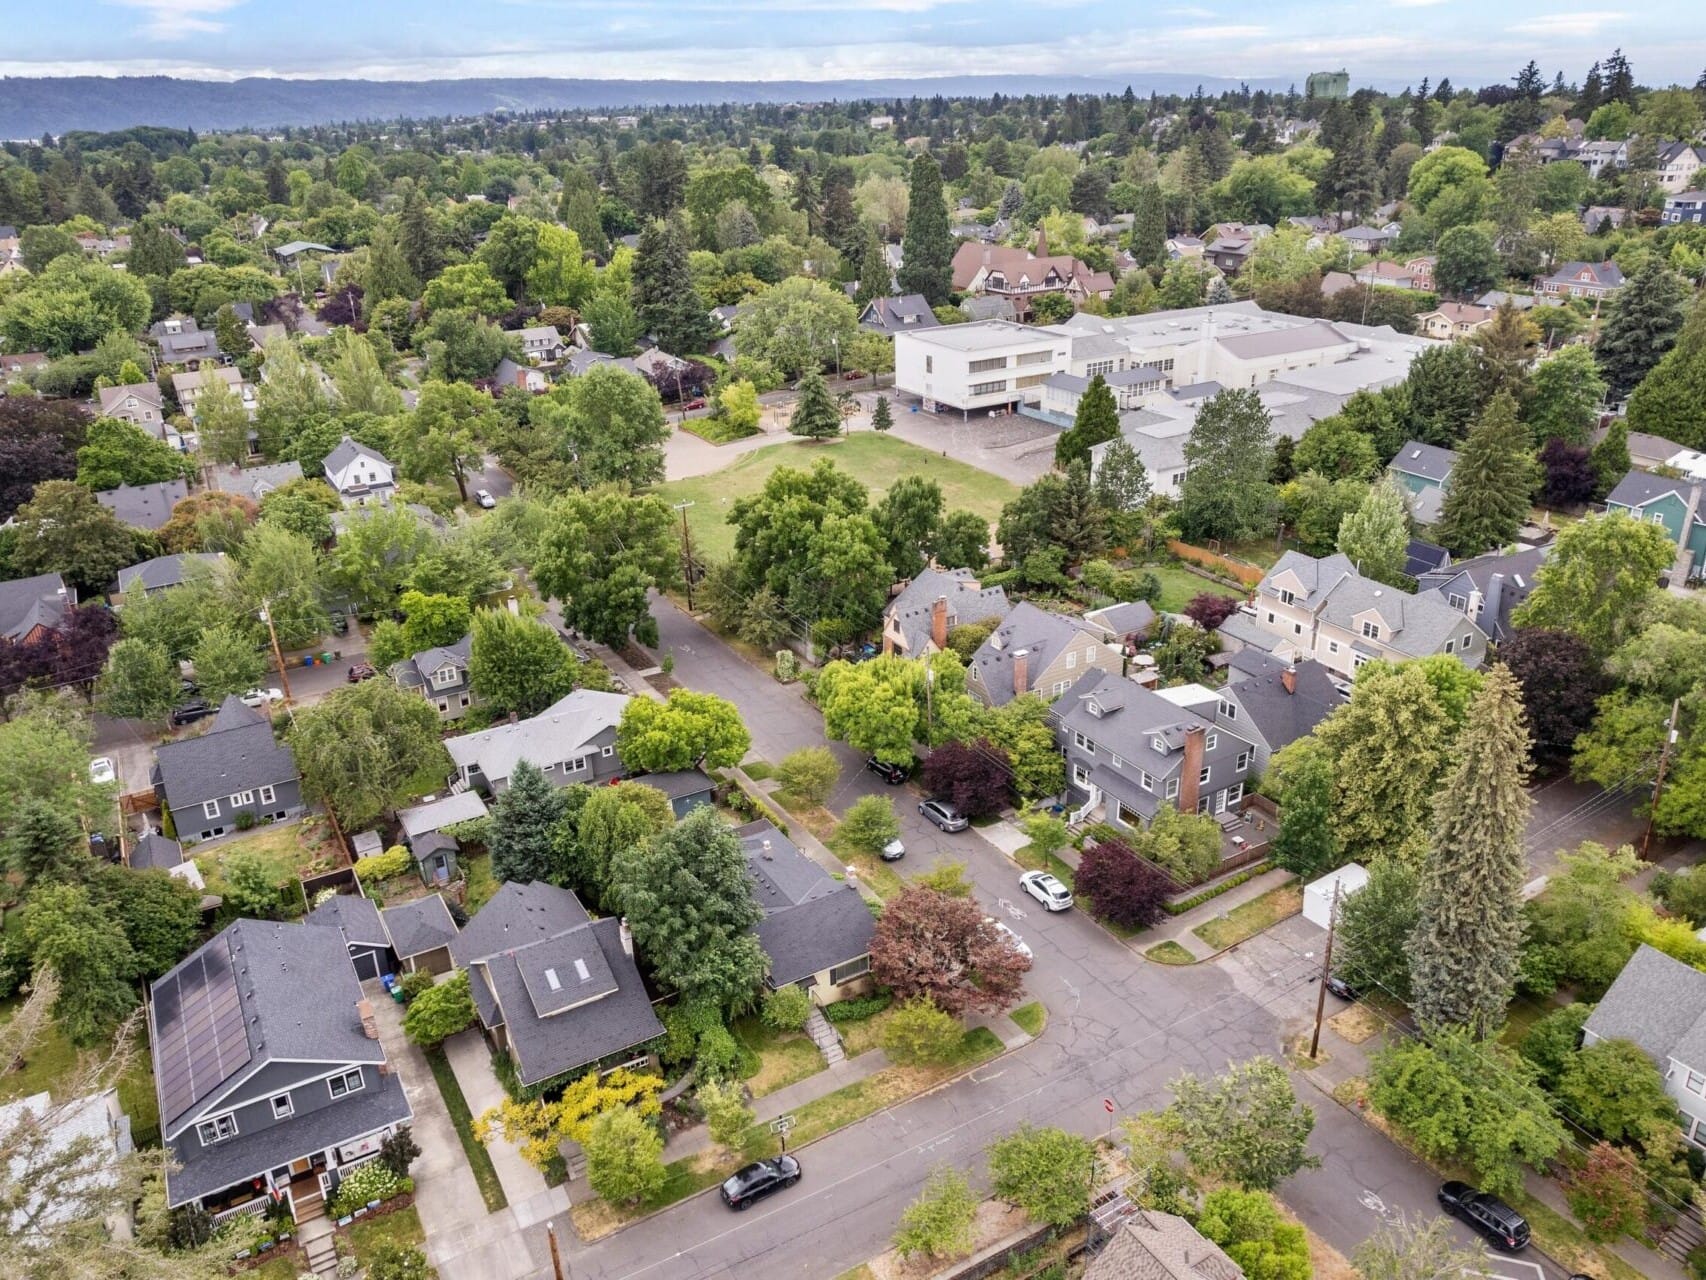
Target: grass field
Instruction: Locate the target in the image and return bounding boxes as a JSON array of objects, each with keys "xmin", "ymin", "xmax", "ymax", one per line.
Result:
[
  {"xmin": 652, "ymin": 434, "xmax": 1020, "ymax": 563},
  {"xmin": 1192, "ymin": 882, "xmax": 1302, "ymax": 952},
  {"xmin": 1141, "ymin": 563, "xmax": 1246, "ymax": 613},
  {"xmin": 733, "ymin": 1016, "xmax": 827, "ymax": 1097}
]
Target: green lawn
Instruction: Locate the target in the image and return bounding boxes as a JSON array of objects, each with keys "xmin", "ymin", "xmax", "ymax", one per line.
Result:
[
  {"xmin": 1192, "ymin": 882, "xmax": 1303, "ymax": 953},
  {"xmin": 1010, "ymin": 1001, "xmax": 1047, "ymax": 1038},
  {"xmin": 652, "ymin": 434, "xmax": 1020, "ymax": 562},
  {"xmin": 1140, "ymin": 563, "xmax": 1246, "ymax": 613},
  {"xmin": 341, "ymin": 1202, "xmax": 426, "ymax": 1264},
  {"xmin": 422, "ymin": 1044, "xmax": 508, "ymax": 1213},
  {"xmin": 1145, "ymin": 940, "xmax": 1197, "ymax": 965},
  {"xmin": 463, "ymin": 852, "xmax": 500, "ymax": 913},
  {"xmin": 732, "ymin": 1016, "xmax": 828, "ymax": 1097}
]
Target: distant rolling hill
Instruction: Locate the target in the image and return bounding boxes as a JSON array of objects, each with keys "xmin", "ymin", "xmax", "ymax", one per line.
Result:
[{"xmin": 0, "ymin": 73, "xmax": 1302, "ymax": 137}]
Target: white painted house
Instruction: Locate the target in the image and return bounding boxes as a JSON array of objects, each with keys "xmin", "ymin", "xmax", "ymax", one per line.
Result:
[{"xmin": 321, "ymin": 435, "xmax": 397, "ymax": 507}]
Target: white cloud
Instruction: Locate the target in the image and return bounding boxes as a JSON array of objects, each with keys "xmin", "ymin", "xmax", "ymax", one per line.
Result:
[
  {"xmin": 1391, "ymin": 0, "xmax": 1449, "ymax": 8},
  {"xmin": 108, "ymin": 0, "xmax": 245, "ymax": 39},
  {"xmin": 1510, "ymin": 9, "xmax": 1625, "ymax": 35}
]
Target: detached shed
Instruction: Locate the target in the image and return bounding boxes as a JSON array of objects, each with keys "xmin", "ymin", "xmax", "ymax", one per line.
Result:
[{"xmin": 1303, "ymin": 863, "xmax": 1369, "ymax": 929}]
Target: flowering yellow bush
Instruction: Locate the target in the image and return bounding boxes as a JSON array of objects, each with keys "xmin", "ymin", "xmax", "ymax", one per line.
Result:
[{"xmin": 473, "ymin": 1066, "xmax": 664, "ymax": 1170}]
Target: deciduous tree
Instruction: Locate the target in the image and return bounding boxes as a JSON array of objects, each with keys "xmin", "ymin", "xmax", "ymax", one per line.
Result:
[
  {"xmin": 1074, "ymin": 839, "xmax": 1173, "ymax": 928},
  {"xmin": 869, "ymin": 885, "xmax": 1030, "ymax": 1016},
  {"xmin": 1512, "ymin": 512, "xmax": 1675, "ymax": 655},
  {"xmin": 1165, "ymin": 1057, "xmax": 1320, "ymax": 1190},
  {"xmin": 97, "ymin": 638, "xmax": 179, "ymax": 722},
  {"xmin": 533, "ymin": 490, "xmax": 678, "ymax": 647},
  {"xmin": 468, "ymin": 607, "xmax": 582, "ymax": 718},
  {"xmin": 288, "ymin": 678, "xmax": 450, "ymax": 830},
  {"xmin": 893, "ymin": 1166, "xmax": 978, "ymax": 1261},
  {"xmin": 1336, "ymin": 478, "xmax": 1411, "ymax": 585},
  {"xmin": 615, "ymin": 689, "xmax": 750, "ymax": 772},
  {"xmin": 987, "ymin": 1126, "xmax": 1095, "ymax": 1228},
  {"xmin": 920, "ymin": 739, "xmax": 1011, "ymax": 818},
  {"xmin": 402, "ymin": 971, "xmax": 476, "ymax": 1046},
  {"xmin": 1178, "ymin": 389, "xmax": 1274, "ymax": 543}
]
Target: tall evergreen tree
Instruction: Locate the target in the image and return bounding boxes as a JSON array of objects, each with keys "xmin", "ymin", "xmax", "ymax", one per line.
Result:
[
  {"xmin": 488, "ymin": 760, "xmax": 568, "ymax": 886},
  {"xmin": 632, "ymin": 218, "xmax": 713, "ymax": 356},
  {"xmin": 788, "ymin": 369, "xmax": 842, "ymax": 441},
  {"xmin": 1407, "ymin": 666, "xmax": 1533, "ymax": 1038},
  {"xmin": 1177, "ymin": 389, "xmax": 1274, "ymax": 543},
  {"xmin": 398, "ymin": 186, "xmax": 442, "ymax": 283},
  {"xmin": 898, "ymin": 154, "xmax": 954, "ymax": 306},
  {"xmin": 1055, "ymin": 374, "xmax": 1119, "ymax": 467},
  {"xmin": 1588, "ymin": 418, "xmax": 1631, "ymax": 499},
  {"xmin": 1434, "ymin": 391, "xmax": 1537, "ymax": 557},
  {"xmin": 1602, "ymin": 48, "xmax": 1635, "ymax": 105},
  {"xmin": 1130, "ymin": 183, "xmax": 1167, "ymax": 270},
  {"xmin": 1625, "ymin": 298, "xmax": 1706, "ymax": 449},
  {"xmin": 854, "ymin": 228, "xmax": 892, "ymax": 309},
  {"xmin": 1576, "ymin": 62, "xmax": 1604, "ymax": 116},
  {"xmin": 1595, "ymin": 257, "xmax": 1688, "ymax": 400},
  {"xmin": 821, "ymin": 165, "xmax": 859, "ymax": 257}
]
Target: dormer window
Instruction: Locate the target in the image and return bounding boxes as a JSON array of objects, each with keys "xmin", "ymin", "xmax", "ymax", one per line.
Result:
[
  {"xmin": 197, "ymin": 1113, "xmax": 238, "ymax": 1145},
  {"xmin": 1151, "ymin": 735, "xmax": 1166, "ymax": 753},
  {"xmin": 432, "ymin": 666, "xmax": 460, "ymax": 687},
  {"xmin": 1217, "ymin": 699, "xmax": 1236, "ymax": 720},
  {"xmin": 1361, "ymin": 620, "xmax": 1381, "ymax": 641},
  {"xmin": 1278, "ymin": 589, "xmax": 1296, "ymax": 606}
]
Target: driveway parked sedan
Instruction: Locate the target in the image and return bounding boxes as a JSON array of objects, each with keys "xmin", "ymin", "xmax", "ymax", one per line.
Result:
[
  {"xmin": 240, "ymin": 687, "xmax": 284, "ymax": 708},
  {"xmin": 89, "ymin": 757, "xmax": 116, "ymax": 786},
  {"xmin": 1020, "ymin": 869, "xmax": 1074, "ymax": 912},
  {"xmin": 918, "ymin": 799, "xmax": 969, "ymax": 832},
  {"xmin": 720, "ymin": 1156, "xmax": 800, "ymax": 1210}
]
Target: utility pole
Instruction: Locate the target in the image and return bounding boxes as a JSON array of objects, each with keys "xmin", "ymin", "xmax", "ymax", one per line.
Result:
[
  {"xmin": 673, "ymin": 500, "xmax": 696, "ymax": 612},
  {"xmin": 258, "ymin": 601, "xmax": 295, "ymax": 704},
  {"xmin": 1643, "ymin": 697, "xmax": 1683, "ymax": 860},
  {"xmin": 546, "ymin": 1220, "xmax": 566, "ymax": 1280},
  {"xmin": 1308, "ymin": 882, "xmax": 1341, "ymax": 1061}
]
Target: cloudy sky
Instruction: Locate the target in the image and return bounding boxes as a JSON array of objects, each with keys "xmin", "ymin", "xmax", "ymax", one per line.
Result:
[{"xmin": 4, "ymin": 0, "xmax": 1701, "ymax": 87}]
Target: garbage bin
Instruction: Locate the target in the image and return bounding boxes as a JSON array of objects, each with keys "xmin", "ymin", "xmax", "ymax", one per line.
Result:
[{"xmin": 302, "ymin": 654, "xmax": 315, "ymax": 666}]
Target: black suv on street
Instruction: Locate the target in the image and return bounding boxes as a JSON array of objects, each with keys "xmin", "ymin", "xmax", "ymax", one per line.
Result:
[
  {"xmin": 1438, "ymin": 1181, "xmax": 1530, "ymax": 1251},
  {"xmin": 866, "ymin": 756, "xmax": 908, "ymax": 785},
  {"xmin": 720, "ymin": 1156, "xmax": 801, "ymax": 1210}
]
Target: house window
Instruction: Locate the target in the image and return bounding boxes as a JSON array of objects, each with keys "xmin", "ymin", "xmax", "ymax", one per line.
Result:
[
  {"xmin": 432, "ymin": 666, "xmax": 459, "ymax": 687},
  {"xmin": 1139, "ymin": 772, "xmax": 1152, "ymax": 792},
  {"xmin": 1085, "ymin": 359, "xmax": 1115, "ymax": 377},
  {"xmin": 1151, "ymin": 735, "xmax": 1166, "ymax": 753},
  {"xmin": 1361, "ymin": 620, "xmax": 1381, "ymax": 640},
  {"xmin": 1110, "ymin": 753, "xmax": 1123, "ymax": 769},
  {"xmin": 259, "ymin": 785, "xmax": 275, "ymax": 804},
  {"xmin": 1072, "ymin": 731, "xmax": 1094, "ymax": 753},
  {"xmin": 601, "ymin": 745, "xmax": 614, "ymax": 757},
  {"xmin": 1462, "ymin": 633, "xmax": 1473, "ymax": 648},
  {"xmin": 1651, "ymin": 513, "xmax": 1666, "ymax": 525},
  {"xmin": 229, "ymin": 790, "xmax": 253, "ymax": 807},
  {"xmin": 1198, "ymin": 766, "xmax": 1211, "ymax": 785},
  {"xmin": 829, "ymin": 956, "xmax": 871, "ymax": 985},
  {"xmin": 1237, "ymin": 751, "xmax": 1252, "ymax": 773},
  {"xmin": 1166, "ymin": 778, "xmax": 1179, "ymax": 799},
  {"xmin": 1217, "ymin": 699, "xmax": 1236, "ymax": 720},
  {"xmin": 1448, "ymin": 593, "xmax": 1467, "ymax": 611},
  {"xmin": 1072, "ymin": 764, "xmax": 1090, "ymax": 788},
  {"xmin": 1065, "ymin": 650, "xmax": 1076, "ymax": 669},
  {"xmin": 1688, "ymin": 1071, "xmax": 1706, "ymax": 1096},
  {"xmin": 1226, "ymin": 782, "xmax": 1244, "ymax": 806},
  {"xmin": 271, "ymin": 1094, "xmax": 293, "ymax": 1120},
  {"xmin": 1051, "ymin": 680, "xmax": 1069, "ymax": 696},
  {"xmin": 1266, "ymin": 611, "xmax": 1276, "ymax": 624},
  {"xmin": 1445, "ymin": 640, "xmax": 1455, "ymax": 654},
  {"xmin": 562, "ymin": 756, "xmax": 589, "ymax": 773},
  {"xmin": 1205, "ymin": 733, "xmax": 1219, "ymax": 752},
  {"xmin": 1352, "ymin": 653, "xmax": 1370, "ymax": 670},
  {"xmin": 1278, "ymin": 589, "xmax": 1295, "ymax": 606},
  {"xmin": 461, "ymin": 696, "xmax": 472, "ymax": 708},
  {"xmin": 202, "ymin": 799, "xmax": 220, "ymax": 819},
  {"xmin": 1328, "ymin": 640, "xmax": 1340, "ymax": 655},
  {"xmin": 197, "ymin": 1114, "xmax": 238, "ymax": 1145},
  {"xmin": 328, "ymin": 1070, "xmax": 365, "ymax": 1100}
]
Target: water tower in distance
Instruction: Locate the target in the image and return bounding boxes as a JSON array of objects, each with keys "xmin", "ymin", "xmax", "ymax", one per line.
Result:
[{"xmin": 1306, "ymin": 70, "xmax": 1350, "ymax": 100}]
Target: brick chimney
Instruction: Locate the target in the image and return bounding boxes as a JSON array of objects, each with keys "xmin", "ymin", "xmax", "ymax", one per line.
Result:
[
  {"xmin": 1281, "ymin": 666, "xmax": 1296, "ymax": 695},
  {"xmin": 1011, "ymin": 649, "xmax": 1029, "ymax": 697},
  {"xmin": 357, "ymin": 999, "xmax": 379, "ymax": 1040},
  {"xmin": 1177, "ymin": 724, "xmax": 1207, "ymax": 814},
  {"xmin": 931, "ymin": 596, "xmax": 949, "ymax": 650}
]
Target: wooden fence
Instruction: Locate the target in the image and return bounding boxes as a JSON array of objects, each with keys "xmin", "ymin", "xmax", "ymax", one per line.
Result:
[{"xmin": 1167, "ymin": 540, "xmax": 1266, "ymax": 587}]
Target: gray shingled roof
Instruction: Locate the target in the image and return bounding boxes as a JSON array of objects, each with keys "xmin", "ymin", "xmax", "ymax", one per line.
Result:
[
  {"xmin": 392, "ymin": 634, "xmax": 472, "ymax": 691},
  {"xmin": 117, "ymin": 552, "xmax": 223, "ymax": 596},
  {"xmin": 95, "ymin": 479, "xmax": 189, "ymax": 531},
  {"xmin": 1055, "ymin": 669, "xmax": 1256, "ymax": 786},
  {"xmin": 208, "ymin": 460, "xmax": 304, "ymax": 500},
  {"xmin": 1261, "ymin": 551, "xmax": 1358, "ymax": 609},
  {"xmin": 398, "ymin": 790, "xmax": 488, "ymax": 840},
  {"xmin": 151, "ymin": 696, "xmax": 298, "ymax": 810},
  {"xmin": 1584, "ymin": 945, "xmax": 1706, "ymax": 1069},
  {"xmin": 0, "ymin": 572, "xmax": 71, "ymax": 643},
  {"xmin": 1606, "ymin": 468, "xmax": 1695, "ymax": 510},
  {"xmin": 884, "ymin": 567, "xmax": 1010, "ymax": 657},
  {"xmin": 381, "ymin": 895, "xmax": 460, "ymax": 960},
  {"xmin": 322, "ymin": 435, "xmax": 392, "ymax": 478},
  {"xmin": 635, "ymin": 769, "xmax": 715, "ymax": 801},
  {"xmin": 1416, "ymin": 546, "xmax": 1549, "ymax": 644},
  {"xmin": 737, "ymin": 821, "xmax": 875, "ymax": 986},
  {"xmin": 444, "ymin": 689, "xmax": 629, "ymax": 784},
  {"xmin": 1220, "ymin": 656, "xmax": 1342, "ymax": 754},
  {"xmin": 970, "ymin": 602, "xmax": 1093, "ymax": 707},
  {"xmin": 1316, "ymin": 571, "xmax": 1469, "ymax": 659},
  {"xmin": 130, "ymin": 830, "xmax": 183, "ymax": 871},
  {"xmin": 859, "ymin": 294, "xmax": 939, "ymax": 334},
  {"xmin": 1084, "ymin": 601, "xmax": 1158, "ymax": 642},
  {"xmin": 1086, "ymin": 1208, "xmax": 1245, "ymax": 1280},
  {"xmin": 304, "ymin": 893, "xmax": 389, "ymax": 947},
  {"xmin": 451, "ymin": 881, "xmax": 591, "ymax": 968},
  {"xmin": 1388, "ymin": 440, "xmax": 1458, "ymax": 484}
]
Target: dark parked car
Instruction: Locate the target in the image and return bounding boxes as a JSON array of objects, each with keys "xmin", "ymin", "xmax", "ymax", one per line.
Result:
[
  {"xmin": 330, "ymin": 610, "xmax": 349, "ymax": 635},
  {"xmin": 346, "ymin": 662, "xmax": 378, "ymax": 683},
  {"xmin": 1324, "ymin": 974, "xmax": 1359, "ymax": 1001},
  {"xmin": 683, "ymin": 397, "xmax": 707, "ymax": 411},
  {"xmin": 170, "ymin": 700, "xmax": 215, "ymax": 726},
  {"xmin": 866, "ymin": 756, "xmax": 908, "ymax": 785},
  {"xmin": 918, "ymin": 799, "xmax": 969, "ymax": 833},
  {"xmin": 720, "ymin": 1156, "xmax": 800, "ymax": 1210},
  {"xmin": 1438, "ymin": 1181, "xmax": 1530, "ymax": 1252}
]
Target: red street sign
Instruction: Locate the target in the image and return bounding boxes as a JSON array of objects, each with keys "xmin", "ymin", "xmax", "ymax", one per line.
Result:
[{"xmin": 1103, "ymin": 1098, "xmax": 1115, "ymax": 1113}]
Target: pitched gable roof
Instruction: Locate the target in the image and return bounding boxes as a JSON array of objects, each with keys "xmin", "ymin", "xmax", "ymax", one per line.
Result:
[
  {"xmin": 117, "ymin": 552, "xmax": 223, "ymax": 596},
  {"xmin": 737, "ymin": 820, "xmax": 875, "ymax": 985},
  {"xmin": 381, "ymin": 895, "xmax": 460, "ymax": 960},
  {"xmin": 1388, "ymin": 440, "xmax": 1459, "ymax": 483},
  {"xmin": 322, "ymin": 434, "xmax": 392, "ymax": 479},
  {"xmin": 1087, "ymin": 1208, "xmax": 1244, "ymax": 1280},
  {"xmin": 1221, "ymin": 655, "xmax": 1342, "ymax": 753},
  {"xmin": 96, "ymin": 479, "xmax": 190, "ymax": 531},
  {"xmin": 151, "ymin": 695, "xmax": 298, "ymax": 809},
  {"xmin": 884, "ymin": 567, "xmax": 1010, "ymax": 655},
  {"xmin": 970, "ymin": 602, "xmax": 1094, "ymax": 706},
  {"xmin": 0, "ymin": 572, "xmax": 71, "ymax": 642},
  {"xmin": 1585, "ymin": 944, "xmax": 1706, "ymax": 1069},
  {"xmin": 1606, "ymin": 468, "xmax": 1695, "ymax": 511},
  {"xmin": 443, "ymin": 689, "xmax": 629, "ymax": 784}
]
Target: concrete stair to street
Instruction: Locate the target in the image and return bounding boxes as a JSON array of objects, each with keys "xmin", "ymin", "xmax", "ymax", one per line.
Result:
[
  {"xmin": 298, "ymin": 1216, "xmax": 337, "ymax": 1277},
  {"xmin": 805, "ymin": 1006, "xmax": 845, "ymax": 1067}
]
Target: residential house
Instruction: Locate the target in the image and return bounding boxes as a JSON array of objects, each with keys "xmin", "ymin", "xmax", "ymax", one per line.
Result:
[
  {"xmin": 1475, "ymin": 290, "xmax": 1557, "ymax": 311},
  {"xmin": 149, "ymin": 920, "xmax": 413, "ymax": 1222},
  {"xmin": 1656, "ymin": 142, "xmax": 1706, "ymax": 194},
  {"xmin": 0, "ymin": 1089, "xmax": 132, "ymax": 1237},
  {"xmin": 149, "ymin": 316, "xmax": 222, "ymax": 365},
  {"xmin": 1340, "ymin": 225, "xmax": 1400, "ymax": 255},
  {"xmin": 321, "ymin": 436, "xmax": 397, "ymax": 507},
  {"xmin": 129, "ymin": 828, "xmax": 207, "ymax": 890},
  {"xmin": 858, "ymin": 294, "xmax": 940, "ymax": 336},
  {"xmin": 1084, "ymin": 601, "xmax": 1159, "ymax": 646},
  {"xmin": 115, "ymin": 552, "xmax": 224, "ymax": 603},
  {"xmin": 74, "ymin": 231, "xmax": 130, "ymax": 257},
  {"xmin": 150, "ymin": 696, "xmax": 304, "ymax": 842},
  {"xmin": 208, "ymin": 460, "xmax": 305, "ymax": 502},
  {"xmin": 1217, "ymin": 652, "xmax": 1343, "ymax": 774},
  {"xmin": 632, "ymin": 347, "xmax": 691, "ymax": 384},
  {"xmin": 565, "ymin": 348, "xmax": 637, "ymax": 379},
  {"xmin": 967, "ymin": 602, "xmax": 1122, "ymax": 707},
  {"xmin": 1535, "ymin": 260, "xmax": 1625, "ymax": 300},
  {"xmin": 1583, "ymin": 945, "xmax": 1706, "ymax": 1148},
  {"xmin": 635, "ymin": 769, "xmax": 716, "ymax": 820},
  {"xmin": 1664, "ymin": 191, "xmax": 1706, "ymax": 226},
  {"xmin": 516, "ymin": 325, "xmax": 567, "ymax": 363},
  {"xmin": 97, "ymin": 382, "xmax": 168, "ymax": 432},
  {"xmin": 380, "ymin": 895, "xmax": 460, "ymax": 975},
  {"xmin": 444, "ymin": 688, "xmax": 629, "ymax": 795},
  {"xmin": 1055, "ymin": 668, "xmax": 1259, "ymax": 829},
  {"xmin": 0, "ymin": 572, "xmax": 73, "ymax": 644},
  {"xmin": 172, "ymin": 366, "xmax": 255, "ymax": 420},
  {"xmin": 0, "ymin": 351, "xmax": 46, "ymax": 378},
  {"xmin": 1418, "ymin": 302, "xmax": 1495, "ymax": 340},
  {"xmin": 1416, "ymin": 546, "xmax": 1549, "ymax": 644},
  {"xmin": 1084, "ymin": 1207, "xmax": 1245, "ymax": 1280},
  {"xmin": 449, "ymin": 881, "xmax": 664, "ymax": 1089},
  {"xmin": 1251, "ymin": 551, "xmax": 1488, "ymax": 677},
  {"xmin": 949, "ymin": 242, "xmax": 1113, "ymax": 318},
  {"xmin": 304, "ymin": 893, "xmax": 393, "ymax": 983},
  {"xmin": 1404, "ymin": 538, "xmax": 1452, "ymax": 580},
  {"xmin": 881, "ymin": 567, "xmax": 1010, "ymax": 658},
  {"xmin": 1591, "ymin": 426, "xmax": 1690, "ymax": 472},
  {"xmin": 1578, "ymin": 139, "xmax": 1628, "ymax": 180},
  {"xmin": 1166, "ymin": 234, "xmax": 1205, "ymax": 259},
  {"xmin": 96, "ymin": 479, "xmax": 189, "ymax": 532},
  {"xmin": 1204, "ymin": 234, "xmax": 1255, "ymax": 275},
  {"xmin": 1582, "ymin": 204, "xmax": 1628, "ymax": 232},
  {"xmin": 738, "ymin": 819, "xmax": 876, "ymax": 1004},
  {"xmin": 396, "ymin": 789, "xmax": 488, "ymax": 886},
  {"xmin": 1604, "ymin": 470, "xmax": 1706, "ymax": 586},
  {"xmin": 491, "ymin": 356, "xmax": 548, "ymax": 394},
  {"xmin": 1387, "ymin": 439, "xmax": 1458, "ymax": 527},
  {"xmin": 390, "ymin": 634, "xmax": 476, "ymax": 721},
  {"xmin": 1350, "ymin": 259, "xmax": 1425, "ymax": 290}
]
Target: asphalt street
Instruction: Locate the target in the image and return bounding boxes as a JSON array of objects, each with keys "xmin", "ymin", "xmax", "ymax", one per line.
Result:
[{"xmin": 531, "ymin": 596, "xmax": 1569, "ymax": 1280}]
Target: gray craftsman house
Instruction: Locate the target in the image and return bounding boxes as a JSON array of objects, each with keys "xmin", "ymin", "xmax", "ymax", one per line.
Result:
[
  {"xmin": 449, "ymin": 881, "xmax": 664, "ymax": 1089},
  {"xmin": 1415, "ymin": 545, "xmax": 1549, "ymax": 646},
  {"xmin": 1216, "ymin": 652, "xmax": 1344, "ymax": 774},
  {"xmin": 389, "ymin": 634, "xmax": 476, "ymax": 722},
  {"xmin": 150, "ymin": 919, "xmax": 413, "ymax": 1225},
  {"xmin": 881, "ymin": 567, "xmax": 1009, "ymax": 659},
  {"xmin": 151, "ymin": 697, "xmax": 303, "ymax": 843},
  {"xmin": 444, "ymin": 689, "xmax": 629, "ymax": 795},
  {"xmin": 1584, "ymin": 945, "xmax": 1706, "ymax": 1148},
  {"xmin": 967, "ymin": 602, "xmax": 1122, "ymax": 707},
  {"xmin": 738, "ymin": 819, "xmax": 876, "ymax": 1006}
]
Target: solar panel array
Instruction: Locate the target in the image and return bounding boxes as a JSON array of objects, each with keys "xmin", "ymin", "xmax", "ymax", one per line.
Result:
[{"xmin": 155, "ymin": 938, "xmax": 252, "ymax": 1125}]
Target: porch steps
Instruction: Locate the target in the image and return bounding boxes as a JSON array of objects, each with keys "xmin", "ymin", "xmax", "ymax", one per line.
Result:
[
  {"xmin": 805, "ymin": 1007, "xmax": 845, "ymax": 1067},
  {"xmin": 299, "ymin": 1217, "xmax": 337, "ymax": 1277}
]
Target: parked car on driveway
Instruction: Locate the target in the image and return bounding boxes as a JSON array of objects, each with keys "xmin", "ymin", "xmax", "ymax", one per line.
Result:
[
  {"xmin": 89, "ymin": 757, "xmax": 115, "ymax": 786},
  {"xmin": 170, "ymin": 700, "xmax": 215, "ymax": 727},
  {"xmin": 346, "ymin": 662, "xmax": 378, "ymax": 682},
  {"xmin": 240, "ymin": 687, "xmax": 284, "ymax": 708},
  {"xmin": 1020, "ymin": 869, "xmax": 1074, "ymax": 912},
  {"xmin": 918, "ymin": 798, "xmax": 969, "ymax": 832},
  {"xmin": 880, "ymin": 837, "xmax": 906, "ymax": 861},
  {"xmin": 1324, "ymin": 974, "xmax": 1359, "ymax": 1001},
  {"xmin": 1438, "ymin": 1181, "xmax": 1530, "ymax": 1252},
  {"xmin": 475, "ymin": 488, "xmax": 496, "ymax": 509},
  {"xmin": 866, "ymin": 756, "xmax": 908, "ymax": 785},
  {"xmin": 720, "ymin": 1156, "xmax": 800, "ymax": 1210}
]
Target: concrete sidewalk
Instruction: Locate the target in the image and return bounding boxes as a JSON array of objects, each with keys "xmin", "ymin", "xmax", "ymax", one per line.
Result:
[{"xmin": 1139, "ymin": 866, "xmax": 1295, "ymax": 961}]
